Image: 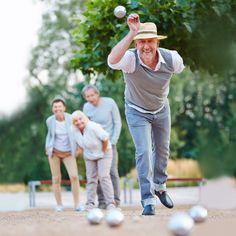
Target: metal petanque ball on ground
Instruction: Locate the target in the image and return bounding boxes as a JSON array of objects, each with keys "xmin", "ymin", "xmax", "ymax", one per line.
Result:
[
  {"xmin": 168, "ymin": 212, "xmax": 194, "ymax": 236},
  {"xmin": 114, "ymin": 5, "xmax": 126, "ymax": 18},
  {"xmin": 87, "ymin": 208, "xmax": 104, "ymax": 225},
  {"xmin": 105, "ymin": 209, "xmax": 124, "ymax": 227},
  {"xmin": 189, "ymin": 205, "xmax": 208, "ymax": 223}
]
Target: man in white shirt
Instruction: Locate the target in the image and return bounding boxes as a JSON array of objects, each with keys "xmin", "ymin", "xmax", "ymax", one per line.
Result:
[{"xmin": 108, "ymin": 13, "xmax": 185, "ymax": 215}]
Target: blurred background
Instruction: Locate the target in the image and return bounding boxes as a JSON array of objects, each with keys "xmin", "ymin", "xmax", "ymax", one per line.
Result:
[{"xmin": 0, "ymin": 0, "xmax": 235, "ymax": 210}]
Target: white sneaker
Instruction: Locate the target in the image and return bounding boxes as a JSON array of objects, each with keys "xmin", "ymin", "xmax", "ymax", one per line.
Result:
[
  {"xmin": 55, "ymin": 205, "xmax": 63, "ymax": 212},
  {"xmin": 85, "ymin": 204, "xmax": 95, "ymax": 211},
  {"xmin": 106, "ymin": 204, "xmax": 116, "ymax": 210},
  {"xmin": 75, "ymin": 204, "xmax": 86, "ymax": 212}
]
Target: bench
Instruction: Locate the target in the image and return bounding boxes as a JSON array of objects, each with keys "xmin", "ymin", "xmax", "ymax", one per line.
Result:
[
  {"xmin": 123, "ymin": 177, "xmax": 206, "ymax": 204},
  {"xmin": 28, "ymin": 177, "xmax": 206, "ymax": 207},
  {"xmin": 28, "ymin": 179, "xmax": 86, "ymax": 208}
]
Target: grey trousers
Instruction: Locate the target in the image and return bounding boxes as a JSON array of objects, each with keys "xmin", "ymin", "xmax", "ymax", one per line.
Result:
[
  {"xmin": 85, "ymin": 149, "xmax": 115, "ymax": 206},
  {"xmin": 125, "ymin": 101, "xmax": 170, "ymax": 207},
  {"xmin": 97, "ymin": 145, "xmax": 120, "ymax": 206}
]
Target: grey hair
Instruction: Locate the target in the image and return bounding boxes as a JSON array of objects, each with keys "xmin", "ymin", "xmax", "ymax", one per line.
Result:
[{"xmin": 82, "ymin": 84, "xmax": 100, "ymax": 97}]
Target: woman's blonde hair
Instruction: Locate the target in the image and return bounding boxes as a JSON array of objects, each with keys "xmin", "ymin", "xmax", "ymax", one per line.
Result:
[{"xmin": 71, "ymin": 110, "xmax": 89, "ymax": 126}]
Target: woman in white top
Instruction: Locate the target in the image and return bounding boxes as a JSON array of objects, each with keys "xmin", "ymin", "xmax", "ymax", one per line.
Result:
[
  {"xmin": 71, "ymin": 110, "xmax": 115, "ymax": 210},
  {"xmin": 45, "ymin": 97, "xmax": 80, "ymax": 212}
]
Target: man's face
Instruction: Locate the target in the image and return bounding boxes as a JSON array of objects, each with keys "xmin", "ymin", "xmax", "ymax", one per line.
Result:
[
  {"xmin": 84, "ymin": 89, "xmax": 100, "ymax": 106},
  {"xmin": 135, "ymin": 38, "xmax": 159, "ymax": 63},
  {"xmin": 52, "ymin": 101, "xmax": 65, "ymax": 116}
]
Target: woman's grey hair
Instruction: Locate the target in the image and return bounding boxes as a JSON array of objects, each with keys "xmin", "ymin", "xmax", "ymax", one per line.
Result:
[{"xmin": 82, "ymin": 84, "xmax": 100, "ymax": 97}]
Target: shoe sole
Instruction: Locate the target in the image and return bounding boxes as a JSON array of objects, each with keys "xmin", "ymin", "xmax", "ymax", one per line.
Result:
[
  {"xmin": 155, "ymin": 191, "xmax": 174, "ymax": 208},
  {"xmin": 142, "ymin": 213, "xmax": 155, "ymax": 216}
]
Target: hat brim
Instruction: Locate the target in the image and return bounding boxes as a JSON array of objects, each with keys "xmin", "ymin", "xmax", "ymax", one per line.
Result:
[{"xmin": 133, "ymin": 34, "xmax": 167, "ymax": 40}]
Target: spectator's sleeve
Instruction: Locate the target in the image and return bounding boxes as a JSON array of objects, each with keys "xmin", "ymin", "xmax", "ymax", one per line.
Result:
[
  {"xmin": 110, "ymin": 100, "xmax": 122, "ymax": 145},
  {"xmin": 45, "ymin": 118, "xmax": 50, "ymax": 149}
]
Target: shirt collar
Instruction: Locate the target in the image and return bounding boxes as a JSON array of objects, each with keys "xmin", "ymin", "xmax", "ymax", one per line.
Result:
[{"xmin": 137, "ymin": 48, "xmax": 166, "ymax": 71}]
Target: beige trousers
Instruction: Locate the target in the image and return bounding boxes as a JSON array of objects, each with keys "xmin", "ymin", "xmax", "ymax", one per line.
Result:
[{"xmin": 48, "ymin": 155, "xmax": 80, "ymax": 207}]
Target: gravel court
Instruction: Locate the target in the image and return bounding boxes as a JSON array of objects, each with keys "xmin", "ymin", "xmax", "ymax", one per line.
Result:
[
  {"xmin": 0, "ymin": 178, "xmax": 235, "ymax": 236},
  {"xmin": 0, "ymin": 205, "xmax": 235, "ymax": 236}
]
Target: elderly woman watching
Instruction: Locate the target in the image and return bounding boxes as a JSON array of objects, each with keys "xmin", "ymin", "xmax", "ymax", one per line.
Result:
[
  {"xmin": 71, "ymin": 110, "xmax": 116, "ymax": 210},
  {"xmin": 45, "ymin": 97, "xmax": 80, "ymax": 212}
]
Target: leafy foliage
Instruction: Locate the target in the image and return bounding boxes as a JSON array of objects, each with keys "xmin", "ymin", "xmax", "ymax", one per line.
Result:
[
  {"xmin": 0, "ymin": 91, "xmax": 50, "ymax": 183},
  {"xmin": 71, "ymin": 0, "xmax": 236, "ymax": 76},
  {"xmin": 0, "ymin": 0, "xmax": 236, "ymax": 183},
  {"xmin": 71, "ymin": 0, "xmax": 236, "ymax": 178},
  {"xmin": 27, "ymin": 0, "xmax": 86, "ymax": 99},
  {"xmin": 0, "ymin": 0, "xmax": 86, "ymax": 183},
  {"xmin": 169, "ymin": 69, "xmax": 236, "ymax": 177}
]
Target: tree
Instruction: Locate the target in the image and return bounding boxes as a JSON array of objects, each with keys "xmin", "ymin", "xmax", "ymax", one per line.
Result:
[
  {"xmin": 0, "ymin": 90, "xmax": 50, "ymax": 183},
  {"xmin": 167, "ymin": 67, "xmax": 236, "ymax": 178},
  {"xmin": 0, "ymin": 0, "xmax": 87, "ymax": 183},
  {"xmin": 71, "ymin": 0, "xmax": 236, "ymax": 76},
  {"xmin": 27, "ymin": 0, "xmax": 86, "ymax": 102},
  {"xmin": 71, "ymin": 0, "xmax": 236, "ymax": 178},
  {"xmin": 1, "ymin": 0, "xmax": 235, "ymax": 182}
]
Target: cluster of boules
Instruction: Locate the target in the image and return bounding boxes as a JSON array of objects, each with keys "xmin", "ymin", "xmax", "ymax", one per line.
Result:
[
  {"xmin": 168, "ymin": 205, "xmax": 208, "ymax": 236},
  {"xmin": 87, "ymin": 208, "xmax": 124, "ymax": 227}
]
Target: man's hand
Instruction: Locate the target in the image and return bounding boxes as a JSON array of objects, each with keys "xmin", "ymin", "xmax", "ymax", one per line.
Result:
[
  {"xmin": 108, "ymin": 13, "xmax": 140, "ymax": 65},
  {"xmin": 127, "ymin": 13, "xmax": 140, "ymax": 35}
]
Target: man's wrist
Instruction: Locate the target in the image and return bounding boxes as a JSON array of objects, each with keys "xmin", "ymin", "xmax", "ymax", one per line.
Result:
[{"xmin": 128, "ymin": 30, "xmax": 137, "ymax": 40}]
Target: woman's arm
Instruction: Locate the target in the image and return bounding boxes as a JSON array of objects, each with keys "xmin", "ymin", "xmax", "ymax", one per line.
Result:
[{"xmin": 76, "ymin": 146, "xmax": 83, "ymax": 157}]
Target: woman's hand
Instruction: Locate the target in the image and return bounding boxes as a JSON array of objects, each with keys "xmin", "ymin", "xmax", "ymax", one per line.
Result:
[
  {"xmin": 76, "ymin": 147, "xmax": 83, "ymax": 157},
  {"xmin": 102, "ymin": 139, "xmax": 109, "ymax": 153}
]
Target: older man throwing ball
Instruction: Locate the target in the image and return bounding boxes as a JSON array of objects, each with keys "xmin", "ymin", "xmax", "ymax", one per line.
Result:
[{"xmin": 108, "ymin": 13, "xmax": 185, "ymax": 215}]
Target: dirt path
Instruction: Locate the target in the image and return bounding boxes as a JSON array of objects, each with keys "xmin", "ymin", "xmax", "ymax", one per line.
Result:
[{"xmin": 0, "ymin": 205, "xmax": 235, "ymax": 236}]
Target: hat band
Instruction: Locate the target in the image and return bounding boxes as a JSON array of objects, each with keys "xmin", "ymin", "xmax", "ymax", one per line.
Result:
[{"xmin": 136, "ymin": 30, "xmax": 157, "ymax": 35}]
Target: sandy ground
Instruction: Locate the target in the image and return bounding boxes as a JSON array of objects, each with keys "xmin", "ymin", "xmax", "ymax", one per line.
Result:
[
  {"xmin": 0, "ymin": 177, "xmax": 235, "ymax": 236},
  {"xmin": 0, "ymin": 205, "xmax": 235, "ymax": 236}
]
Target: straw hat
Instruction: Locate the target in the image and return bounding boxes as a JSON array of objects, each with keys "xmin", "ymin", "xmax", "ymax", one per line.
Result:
[{"xmin": 133, "ymin": 22, "xmax": 167, "ymax": 40}]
